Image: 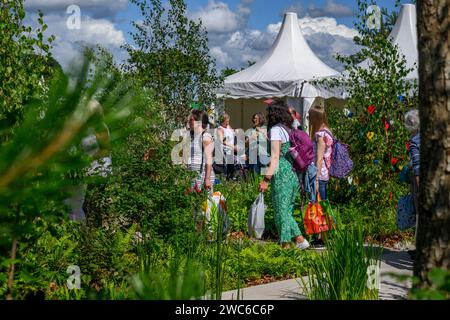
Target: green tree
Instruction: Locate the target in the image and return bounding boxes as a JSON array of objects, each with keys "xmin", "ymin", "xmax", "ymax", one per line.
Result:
[
  {"xmin": 0, "ymin": 56, "xmax": 143, "ymax": 299},
  {"xmin": 124, "ymin": 0, "xmax": 222, "ymax": 131},
  {"xmin": 319, "ymin": 0, "xmax": 418, "ymax": 233},
  {"xmin": 0, "ymin": 0, "xmax": 55, "ymax": 143},
  {"xmin": 221, "ymin": 67, "xmax": 238, "ymax": 78}
]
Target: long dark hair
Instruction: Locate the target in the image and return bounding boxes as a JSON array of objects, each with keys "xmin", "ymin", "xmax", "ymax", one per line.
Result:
[
  {"xmin": 190, "ymin": 109, "xmax": 209, "ymax": 130},
  {"xmin": 267, "ymin": 99, "xmax": 293, "ymax": 129}
]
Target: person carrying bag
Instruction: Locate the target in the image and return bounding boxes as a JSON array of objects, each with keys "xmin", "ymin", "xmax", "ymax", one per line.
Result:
[{"xmin": 248, "ymin": 193, "xmax": 265, "ymax": 239}]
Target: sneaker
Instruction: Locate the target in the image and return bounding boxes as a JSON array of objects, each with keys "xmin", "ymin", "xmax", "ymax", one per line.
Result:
[
  {"xmin": 296, "ymin": 239, "xmax": 310, "ymax": 250},
  {"xmin": 310, "ymin": 239, "xmax": 326, "ymax": 250}
]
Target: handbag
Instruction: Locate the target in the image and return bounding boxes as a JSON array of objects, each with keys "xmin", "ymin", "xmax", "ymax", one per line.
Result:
[
  {"xmin": 248, "ymin": 193, "xmax": 265, "ymax": 239},
  {"xmin": 303, "ymin": 196, "xmax": 330, "ymax": 235},
  {"xmin": 318, "ymin": 194, "xmax": 337, "ymax": 229},
  {"xmin": 397, "ymin": 194, "xmax": 416, "ymax": 230}
]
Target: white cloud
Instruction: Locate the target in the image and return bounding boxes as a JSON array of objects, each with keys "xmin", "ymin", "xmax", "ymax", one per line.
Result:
[
  {"xmin": 308, "ymin": 0, "xmax": 355, "ymax": 18},
  {"xmin": 190, "ymin": 0, "xmax": 241, "ymax": 34},
  {"xmin": 208, "ymin": 16, "xmax": 359, "ymax": 72},
  {"xmin": 27, "ymin": 13, "xmax": 126, "ymax": 70},
  {"xmin": 189, "ymin": 0, "xmax": 254, "ymax": 34},
  {"xmin": 267, "ymin": 17, "xmax": 358, "ymax": 40},
  {"xmin": 210, "ymin": 46, "xmax": 231, "ymax": 66},
  {"xmin": 25, "ymin": 0, "xmax": 128, "ymax": 18},
  {"xmin": 299, "ymin": 17, "xmax": 358, "ymax": 38}
]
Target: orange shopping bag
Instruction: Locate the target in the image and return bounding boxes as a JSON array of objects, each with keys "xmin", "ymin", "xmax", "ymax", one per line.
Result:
[{"xmin": 303, "ymin": 195, "xmax": 330, "ymax": 235}]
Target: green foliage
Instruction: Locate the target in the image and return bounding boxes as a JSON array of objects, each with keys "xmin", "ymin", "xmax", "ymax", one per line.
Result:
[
  {"xmin": 225, "ymin": 240, "xmax": 316, "ymax": 289},
  {"xmin": 0, "ymin": 0, "xmax": 55, "ymax": 142},
  {"xmin": 316, "ymin": 0, "xmax": 417, "ymax": 223},
  {"xmin": 125, "ymin": 0, "xmax": 222, "ymax": 129},
  {"xmin": 0, "ymin": 54, "xmax": 143, "ymax": 298},
  {"xmin": 410, "ymin": 268, "xmax": 450, "ymax": 300},
  {"xmin": 0, "ymin": 218, "xmax": 138, "ymax": 300},
  {"xmin": 300, "ymin": 226, "xmax": 382, "ymax": 300}
]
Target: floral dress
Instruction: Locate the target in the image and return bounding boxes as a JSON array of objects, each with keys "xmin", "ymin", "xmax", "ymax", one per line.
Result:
[{"xmin": 271, "ymin": 141, "xmax": 302, "ymax": 243}]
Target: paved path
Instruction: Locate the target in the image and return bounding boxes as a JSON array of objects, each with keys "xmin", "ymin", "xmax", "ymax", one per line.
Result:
[{"xmin": 221, "ymin": 248, "xmax": 413, "ymax": 300}]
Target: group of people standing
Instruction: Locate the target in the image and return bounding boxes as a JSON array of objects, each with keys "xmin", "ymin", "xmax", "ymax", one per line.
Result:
[{"xmin": 186, "ymin": 100, "xmax": 334, "ymax": 249}]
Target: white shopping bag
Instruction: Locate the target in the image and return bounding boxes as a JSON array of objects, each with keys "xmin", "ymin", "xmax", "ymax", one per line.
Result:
[{"xmin": 248, "ymin": 193, "xmax": 265, "ymax": 239}]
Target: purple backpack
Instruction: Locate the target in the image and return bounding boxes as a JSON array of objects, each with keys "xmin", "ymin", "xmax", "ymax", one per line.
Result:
[
  {"xmin": 321, "ymin": 129, "xmax": 353, "ymax": 178},
  {"xmin": 280, "ymin": 124, "xmax": 314, "ymax": 173}
]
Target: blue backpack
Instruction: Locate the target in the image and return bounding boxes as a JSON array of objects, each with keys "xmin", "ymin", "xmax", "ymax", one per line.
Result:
[{"xmin": 320, "ymin": 129, "xmax": 353, "ymax": 178}]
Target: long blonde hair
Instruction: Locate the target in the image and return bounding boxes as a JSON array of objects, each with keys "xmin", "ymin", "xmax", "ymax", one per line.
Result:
[{"xmin": 308, "ymin": 105, "xmax": 330, "ymax": 139}]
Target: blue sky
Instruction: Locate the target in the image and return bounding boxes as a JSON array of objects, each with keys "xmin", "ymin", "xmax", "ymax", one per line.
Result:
[{"xmin": 24, "ymin": 0, "xmax": 414, "ymax": 71}]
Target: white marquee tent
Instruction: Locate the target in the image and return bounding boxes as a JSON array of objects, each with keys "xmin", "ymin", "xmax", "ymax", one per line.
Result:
[
  {"xmin": 217, "ymin": 12, "xmax": 340, "ymax": 130},
  {"xmin": 302, "ymin": 3, "xmax": 418, "ymax": 99}
]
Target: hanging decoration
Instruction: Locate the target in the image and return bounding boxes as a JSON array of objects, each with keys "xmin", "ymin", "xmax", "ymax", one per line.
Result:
[
  {"xmin": 367, "ymin": 132, "xmax": 374, "ymax": 140},
  {"xmin": 367, "ymin": 105, "xmax": 376, "ymax": 115}
]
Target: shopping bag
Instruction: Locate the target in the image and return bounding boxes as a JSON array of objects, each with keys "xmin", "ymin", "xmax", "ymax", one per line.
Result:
[
  {"xmin": 397, "ymin": 194, "xmax": 415, "ymax": 230},
  {"xmin": 202, "ymin": 191, "xmax": 231, "ymax": 238},
  {"xmin": 317, "ymin": 194, "xmax": 337, "ymax": 230},
  {"xmin": 248, "ymin": 193, "xmax": 265, "ymax": 239},
  {"xmin": 303, "ymin": 201, "xmax": 329, "ymax": 235}
]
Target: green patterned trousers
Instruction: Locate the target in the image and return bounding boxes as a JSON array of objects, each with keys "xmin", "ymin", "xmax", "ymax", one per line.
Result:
[{"xmin": 271, "ymin": 142, "xmax": 302, "ymax": 243}]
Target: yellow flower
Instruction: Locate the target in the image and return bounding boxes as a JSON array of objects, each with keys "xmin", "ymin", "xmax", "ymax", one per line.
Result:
[{"xmin": 367, "ymin": 132, "xmax": 375, "ymax": 140}]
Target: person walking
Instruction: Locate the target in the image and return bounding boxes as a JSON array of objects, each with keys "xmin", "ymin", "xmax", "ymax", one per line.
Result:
[
  {"xmin": 288, "ymin": 106, "xmax": 302, "ymax": 130},
  {"xmin": 404, "ymin": 109, "xmax": 420, "ymax": 259},
  {"xmin": 308, "ymin": 105, "xmax": 333, "ymax": 201},
  {"xmin": 217, "ymin": 114, "xmax": 236, "ymax": 180},
  {"xmin": 308, "ymin": 105, "xmax": 333, "ymax": 249},
  {"xmin": 247, "ymin": 112, "xmax": 269, "ymax": 175},
  {"xmin": 187, "ymin": 110, "xmax": 215, "ymax": 192},
  {"xmin": 258, "ymin": 100, "xmax": 309, "ymax": 250}
]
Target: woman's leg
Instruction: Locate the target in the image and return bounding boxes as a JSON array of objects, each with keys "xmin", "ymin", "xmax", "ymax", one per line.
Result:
[
  {"xmin": 272, "ymin": 179, "xmax": 302, "ymax": 243},
  {"xmin": 318, "ymin": 180, "xmax": 328, "ymax": 200}
]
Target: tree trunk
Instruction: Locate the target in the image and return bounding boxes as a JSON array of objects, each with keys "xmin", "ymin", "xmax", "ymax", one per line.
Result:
[
  {"xmin": 6, "ymin": 238, "xmax": 17, "ymax": 300},
  {"xmin": 415, "ymin": 0, "xmax": 450, "ymax": 287}
]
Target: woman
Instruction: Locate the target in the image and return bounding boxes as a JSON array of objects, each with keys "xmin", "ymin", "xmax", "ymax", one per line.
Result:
[
  {"xmin": 217, "ymin": 114, "xmax": 236, "ymax": 180},
  {"xmin": 288, "ymin": 107, "xmax": 302, "ymax": 130},
  {"xmin": 188, "ymin": 109, "xmax": 215, "ymax": 192},
  {"xmin": 247, "ymin": 112, "xmax": 268, "ymax": 175},
  {"xmin": 404, "ymin": 109, "xmax": 420, "ymax": 259},
  {"xmin": 308, "ymin": 105, "xmax": 333, "ymax": 201},
  {"xmin": 65, "ymin": 100, "xmax": 111, "ymax": 222},
  {"xmin": 258, "ymin": 101, "xmax": 309, "ymax": 250}
]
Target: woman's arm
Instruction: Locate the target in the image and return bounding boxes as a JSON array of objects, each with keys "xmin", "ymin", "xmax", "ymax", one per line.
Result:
[
  {"xmin": 258, "ymin": 140, "xmax": 280, "ymax": 192},
  {"xmin": 203, "ymin": 136, "xmax": 214, "ymax": 189},
  {"xmin": 316, "ymin": 136, "xmax": 325, "ymax": 182}
]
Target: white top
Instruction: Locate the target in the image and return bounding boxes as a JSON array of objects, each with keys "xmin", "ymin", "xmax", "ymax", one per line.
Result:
[
  {"xmin": 220, "ymin": 125, "xmax": 234, "ymax": 155},
  {"xmin": 270, "ymin": 125, "xmax": 289, "ymax": 143},
  {"xmin": 292, "ymin": 119, "xmax": 301, "ymax": 129},
  {"xmin": 188, "ymin": 131, "xmax": 214, "ymax": 172},
  {"xmin": 81, "ymin": 127, "xmax": 99, "ymax": 157}
]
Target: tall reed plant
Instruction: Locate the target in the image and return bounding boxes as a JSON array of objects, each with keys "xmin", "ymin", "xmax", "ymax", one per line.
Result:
[{"xmin": 300, "ymin": 226, "xmax": 382, "ymax": 300}]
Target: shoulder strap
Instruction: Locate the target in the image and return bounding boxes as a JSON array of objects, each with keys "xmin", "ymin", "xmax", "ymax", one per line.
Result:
[
  {"xmin": 319, "ymin": 128, "xmax": 334, "ymax": 140},
  {"xmin": 278, "ymin": 123, "xmax": 291, "ymax": 141},
  {"xmin": 200, "ymin": 130, "xmax": 205, "ymax": 174}
]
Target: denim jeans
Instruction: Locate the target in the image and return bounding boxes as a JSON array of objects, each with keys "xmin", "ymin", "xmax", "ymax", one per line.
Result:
[
  {"xmin": 318, "ymin": 180, "xmax": 328, "ymax": 200},
  {"xmin": 303, "ymin": 164, "xmax": 317, "ymax": 203}
]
